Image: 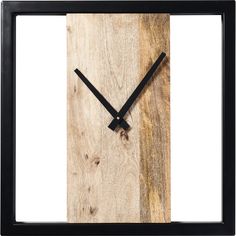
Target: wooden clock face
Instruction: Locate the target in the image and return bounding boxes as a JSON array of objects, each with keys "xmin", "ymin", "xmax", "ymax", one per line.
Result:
[{"xmin": 67, "ymin": 14, "xmax": 170, "ymax": 223}]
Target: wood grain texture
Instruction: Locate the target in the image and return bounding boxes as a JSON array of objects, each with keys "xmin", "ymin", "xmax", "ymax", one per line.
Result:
[
  {"xmin": 139, "ymin": 15, "xmax": 170, "ymax": 223},
  {"xmin": 67, "ymin": 14, "xmax": 170, "ymax": 223}
]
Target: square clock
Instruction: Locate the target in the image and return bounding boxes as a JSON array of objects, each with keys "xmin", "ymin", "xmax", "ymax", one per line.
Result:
[{"xmin": 1, "ymin": 1, "xmax": 235, "ymax": 236}]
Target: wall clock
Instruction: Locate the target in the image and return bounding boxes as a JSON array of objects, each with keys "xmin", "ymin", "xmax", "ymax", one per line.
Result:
[
  {"xmin": 1, "ymin": 1, "xmax": 235, "ymax": 236},
  {"xmin": 67, "ymin": 14, "xmax": 170, "ymax": 223}
]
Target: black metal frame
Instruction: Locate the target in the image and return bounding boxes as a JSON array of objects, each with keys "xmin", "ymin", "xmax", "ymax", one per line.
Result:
[{"xmin": 1, "ymin": 1, "xmax": 235, "ymax": 235}]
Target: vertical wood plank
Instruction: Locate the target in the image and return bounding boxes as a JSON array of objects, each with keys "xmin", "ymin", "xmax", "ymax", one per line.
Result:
[
  {"xmin": 67, "ymin": 14, "xmax": 141, "ymax": 223},
  {"xmin": 139, "ymin": 14, "xmax": 170, "ymax": 223},
  {"xmin": 67, "ymin": 14, "xmax": 170, "ymax": 223}
]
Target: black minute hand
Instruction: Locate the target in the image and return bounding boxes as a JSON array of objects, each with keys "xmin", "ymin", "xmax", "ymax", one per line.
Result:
[
  {"xmin": 108, "ymin": 52, "xmax": 166, "ymax": 131},
  {"xmin": 74, "ymin": 69, "xmax": 130, "ymax": 130}
]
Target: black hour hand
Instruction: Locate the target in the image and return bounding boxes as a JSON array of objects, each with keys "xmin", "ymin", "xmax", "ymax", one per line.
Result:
[{"xmin": 74, "ymin": 69, "xmax": 130, "ymax": 130}]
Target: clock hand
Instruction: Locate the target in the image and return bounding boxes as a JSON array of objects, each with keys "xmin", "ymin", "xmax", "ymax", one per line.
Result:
[
  {"xmin": 74, "ymin": 69, "xmax": 130, "ymax": 130},
  {"xmin": 108, "ymin": 52, "xmax": 166, "ymax": 131}
]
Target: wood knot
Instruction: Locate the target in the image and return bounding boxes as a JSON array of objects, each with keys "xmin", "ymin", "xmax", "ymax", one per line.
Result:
[
  {"xmin": 94, "ymin": 160, "xmax": 100, "ymax": 165},
  {"xmin": 92, "ymin": 156, "xmax": 100, "ymax": 166},
  {"xmin": 120, "ymin": 130, "xmax": 129, "ymax": 141},
  {"xmin": 89, "ymin": 206, "xmax": 98, "ymax": 216},
  {"xmin": 66, "ymin": 25, "xmax": 72, "ymax": 33}
]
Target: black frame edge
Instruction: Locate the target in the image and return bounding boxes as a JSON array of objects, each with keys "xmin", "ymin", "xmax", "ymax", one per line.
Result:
[{"xmin": 1, "ymin": 1, "xmax": 235, "ymax": 235}]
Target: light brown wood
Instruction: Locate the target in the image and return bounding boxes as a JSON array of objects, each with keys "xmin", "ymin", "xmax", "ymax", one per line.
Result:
[
  {"xmin": 67, "ymin": 14, "xmax": 170, "ymax": 223},
  {"xmin": 139, "ymin": 15, "xmax": 170, "ymax": 222}
]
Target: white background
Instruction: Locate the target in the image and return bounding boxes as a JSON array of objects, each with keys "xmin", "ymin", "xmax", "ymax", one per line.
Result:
[
  {"xmin": 16, "ymin": 15, "xmax": 222, "ymax": 222},
  {"xmin": 16, "ymin": 16, "xmax": 67, "ymax": 222}
]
